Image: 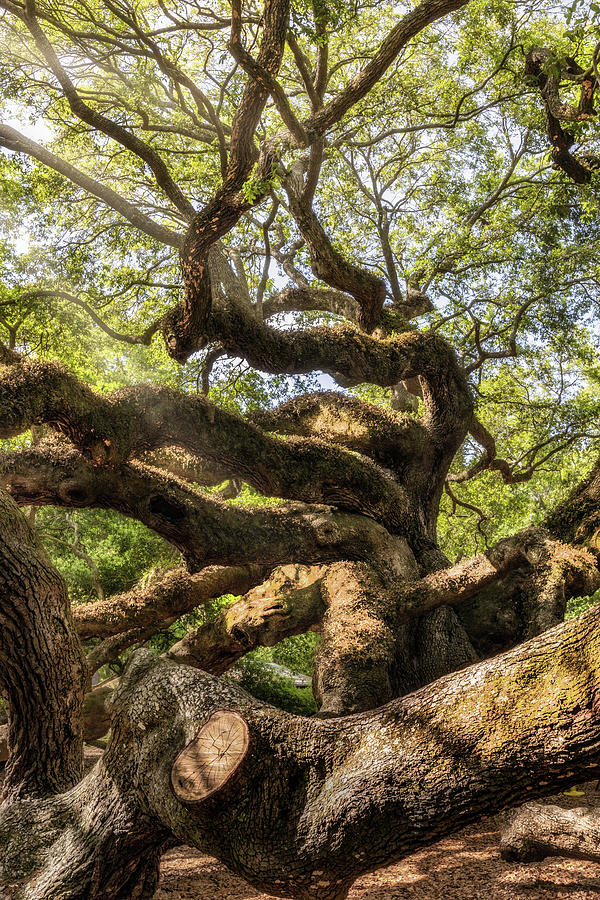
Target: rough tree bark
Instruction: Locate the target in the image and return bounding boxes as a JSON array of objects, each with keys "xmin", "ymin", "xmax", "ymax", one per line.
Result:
[
  {"xmin": 0, "ymin": 490, "xmax": 87, "ymax": 802},
  {"xmin": 0, "ymin": 0, "xmax": 599, "ymax": 894},
  {"xmin": 5, "ymin": 598, "xmax": 600, "ymax": 899},
  {"xmin": 497, "ymin": 456, "xmax": 600, "ymax": 866}
]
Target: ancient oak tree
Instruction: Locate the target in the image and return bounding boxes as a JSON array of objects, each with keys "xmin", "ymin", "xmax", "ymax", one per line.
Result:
[{"xmin": 0, "ymin": 0, "xmax": 600, "ymax": 897}]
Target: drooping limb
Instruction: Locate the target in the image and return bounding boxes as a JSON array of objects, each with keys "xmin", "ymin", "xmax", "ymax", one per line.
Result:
[
  {"xmin": 0, "ymin": 441, "xmax": 399, "ymax": 571},
  {"xmin": 0, "ymin": 336, "xmax": 474, "ymax": 569},
  {"xmin": 0, "ymin": 355, "xmax": 415, "ymax": 536},
  {"xmin": 5, "ymin": 434, "xmax": 594, "ymax": 716},
  {"xmin": 6, "ymin": 432, "xmax": 598, "ymax": 708}
]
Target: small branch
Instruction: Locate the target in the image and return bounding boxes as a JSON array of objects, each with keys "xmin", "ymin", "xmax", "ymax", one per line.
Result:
[
  {"xmin": 21, "ymin": 0, "xmax": 196, "ymax": 219},
  {"xmin": 19, "ymin": 290, "xmax": 160, "ymax": 346}
]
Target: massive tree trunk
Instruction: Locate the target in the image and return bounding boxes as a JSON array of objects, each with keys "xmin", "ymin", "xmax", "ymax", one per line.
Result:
[
  {"xmin": 0, "ymin": 482, "xmax": 598, "ymax": 900},
  {"xmin": 1, "ymin": 0, "xmax": 599, "ymax": 894},
  {"xmin": 4, "ymin": 603, "xmax": 600, "ymax": 899},
  {"xmin": 0, "ymin": 491, "xmax": 87, "ymax": 801}
]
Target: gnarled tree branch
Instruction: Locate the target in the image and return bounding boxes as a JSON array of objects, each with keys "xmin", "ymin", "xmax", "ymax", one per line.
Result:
[{"xmin": 0, "ymin": 440, "xmax": 400, "ymax": 571}]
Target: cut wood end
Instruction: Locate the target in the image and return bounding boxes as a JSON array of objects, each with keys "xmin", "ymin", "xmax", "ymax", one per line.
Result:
[{"xmin": 171, "ymin": 709, "xmax": 249, "ymax": 802}]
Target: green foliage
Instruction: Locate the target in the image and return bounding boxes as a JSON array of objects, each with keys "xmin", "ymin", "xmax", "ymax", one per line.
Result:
[
  {"xmin": 566, "ymin": 590, "xmax": 600, "ymax": 620},
  {"xmin": 269, "ymin": 632, "xmax": 318, "ymax": 675},
  {"xmin": 37, "ymin": 508, "xmax": 178, "ymax": 603},
  {"xmin": 226, "ymin": 652, "xmax": 318, "ymax": 716},
  {"xmin": 2, "ymin": 0, "xmax": 600, "ymax": 707},
  {"xmin": 241, "ymin": 170, "xmax": 279, "ymax": 204}
]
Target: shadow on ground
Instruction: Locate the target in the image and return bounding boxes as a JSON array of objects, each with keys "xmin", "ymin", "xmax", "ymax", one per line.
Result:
[{"xmin": 157, "ymin": 783, "xmax": 600, "ymax": 900}]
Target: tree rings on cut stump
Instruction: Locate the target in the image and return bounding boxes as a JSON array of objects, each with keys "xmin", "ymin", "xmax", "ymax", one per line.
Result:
[{"xmin": 171, "ymin": 709, "xmax": 249, "ymax": 802}]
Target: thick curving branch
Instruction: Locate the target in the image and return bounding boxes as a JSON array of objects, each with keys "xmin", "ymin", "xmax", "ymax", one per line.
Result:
[
  {"xmin": 204, "ymin": 308, "xmax": 473, "ymax": 434},
  {"xmin": 139, "ymin": 446, "xmax": 232, "ymax": 487},
  {"xmin": 262, "ymin": 286, "xmax": 362, "ymax": 323},
  {"xmin": 164, "ymin": 0, "xmax": 291, "ymax": 360},
  {"xmin": 0, "ymin": 356, "xmax": 414, "ymax": 534},
  {"xmin": 251, "ymin": 391, "xmax": 429, "ymax": 477},
  {"xmin": 74, "ymin": 564, "xmax": 266, "ymax": 641},
  {"xmin": 0, "ymin": 336, "xmax": 472, "ymax": 551},
  {"xmin": 501, "ymin": 801, "xmax": 600, "ymax": 865},
  {"xmin": 0, "ymin": 441, "xmax": 400, "ymax": 571},
  {"xmin": 167, "ymin": 563, "xmax": 326, "ymax": 675},
  {"xmin": 284, "ymin": 168, "xmax": 387, "ymax": 330}
]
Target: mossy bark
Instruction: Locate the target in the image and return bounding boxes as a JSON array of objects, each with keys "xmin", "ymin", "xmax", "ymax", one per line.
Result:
[{"xmin": 5, "ymin": 604, "xmax": 600, "ymax": 899}]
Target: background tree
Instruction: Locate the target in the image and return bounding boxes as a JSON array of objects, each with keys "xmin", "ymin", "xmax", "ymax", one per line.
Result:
[{"xmin": 1, "ymin": 0, "xmax": 600, "ymax": 897}]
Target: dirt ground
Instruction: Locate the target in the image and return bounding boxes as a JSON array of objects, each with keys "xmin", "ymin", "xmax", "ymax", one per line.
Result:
[{"xmin": 156, "ymin": 783, "xmax": 600, "ymax": 900}]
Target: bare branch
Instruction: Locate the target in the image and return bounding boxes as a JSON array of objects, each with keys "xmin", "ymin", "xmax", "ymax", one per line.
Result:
[
  {"xmin": 0, "ymin": 123, "xmax": 183, "ymax": 248},
  {"xmin": 20, "ymin": 289, "xmax": 161, "ymax": 345}
]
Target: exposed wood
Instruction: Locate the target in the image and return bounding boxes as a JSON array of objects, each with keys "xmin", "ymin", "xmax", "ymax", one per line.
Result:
[{"xmin": 171, "ymin": 710, "xmax": 250, "ymax": 802}]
